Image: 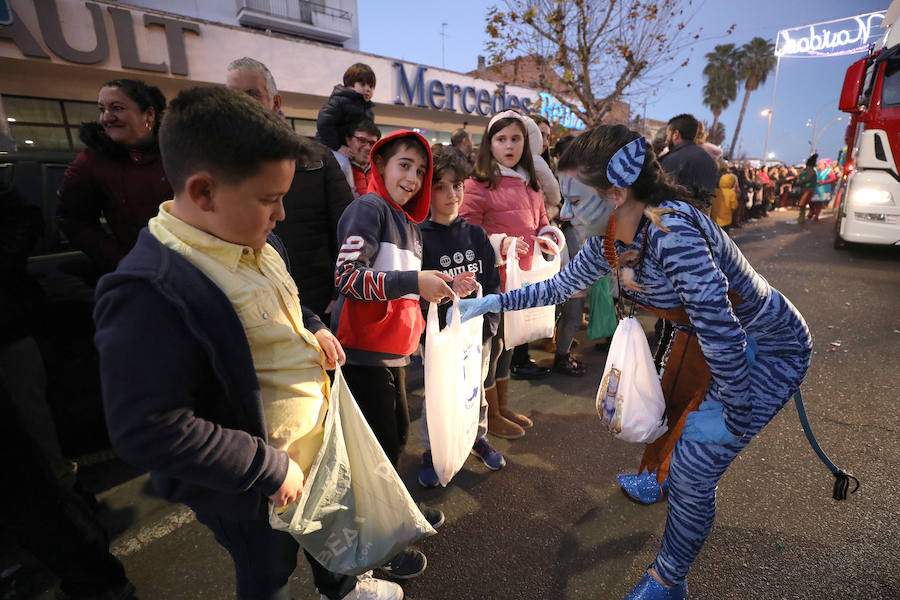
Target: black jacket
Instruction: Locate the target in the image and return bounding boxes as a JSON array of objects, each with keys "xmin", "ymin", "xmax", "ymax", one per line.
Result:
[
  {"xmin": 315, "ymin": 85, "xmax": 375, "ymax": 151},
  {"xmin": 659, "ymin": 141, "xmax": 719, "ymax": 208},
  {"xmin": 0, "ymin": 185, "xmax": 45, "ymax": 345},
  {"xmin": 275, "ymin": 140, "xmax": 354, "ymax": 320}
]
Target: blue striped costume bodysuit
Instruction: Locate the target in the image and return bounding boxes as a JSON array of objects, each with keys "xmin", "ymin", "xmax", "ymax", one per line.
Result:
[{"xmin": 500, "ymin": 200, "xmax": 812, "ymax": 584}]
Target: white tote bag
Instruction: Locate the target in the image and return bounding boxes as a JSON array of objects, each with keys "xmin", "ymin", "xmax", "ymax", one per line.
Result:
[
  {"xmin": 424, "ymin": 292, "xmax": 484, "ymax": 486},
  {"xmin": 503, "ymin": 238, "xmax": 561, "ymax": 350},
  {"xmin": 595, "ymin": 317, "xmax": 668, "ymax": 443},
  {"xmin": 270, "ymin": 366, "xmax": 435, "ymax": 574}
]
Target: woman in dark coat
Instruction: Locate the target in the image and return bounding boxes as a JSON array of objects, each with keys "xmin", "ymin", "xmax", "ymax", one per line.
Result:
[{"xmin": 57, "ymin": 79, "xmax": 171, "ymax": 274}]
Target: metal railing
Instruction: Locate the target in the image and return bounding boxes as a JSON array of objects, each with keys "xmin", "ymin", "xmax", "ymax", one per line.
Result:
[{"xmin": 237, "ymin": 0, "xmax": 351, "ymax": 25}]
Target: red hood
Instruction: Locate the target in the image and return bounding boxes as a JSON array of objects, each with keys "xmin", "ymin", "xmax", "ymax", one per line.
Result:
[{"xmin": 366, "ymin": 129, "xmax": 432, "ymax": 224}]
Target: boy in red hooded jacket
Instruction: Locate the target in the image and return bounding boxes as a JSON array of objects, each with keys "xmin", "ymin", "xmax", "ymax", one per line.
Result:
[{"xmin": 331, "ymin": 130, "xmax": 471, "ymax": 581}]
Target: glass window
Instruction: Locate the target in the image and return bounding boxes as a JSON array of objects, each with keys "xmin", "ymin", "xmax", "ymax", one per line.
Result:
[
  {"xmin": 9, "ymin": 124, "xmax": 72, "ymax": 152},
  {"xmin": 64, "ymin": 100, "xmax": 101, "ymax": 126},
  {"xmin": 4, "ymin": 97, "xmax": 64, "ymax": 124},
  {"xmin": 377, "ymin": 124, "xmax": 405, "ymax": 137},
  {"xmin": 70, "ymin": 127, "xmax": 86, "ymax": 150},
  {"xmin": 289, "ymin": 118, "xmax": 317, "ymax": 137},
  {"xmin": 881, "ymin": 60, "xmax": 900, "ymax": 108}
]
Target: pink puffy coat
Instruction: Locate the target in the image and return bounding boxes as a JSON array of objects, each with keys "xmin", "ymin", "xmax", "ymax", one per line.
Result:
[{"xmin": 460, "ymin": 176, "xmax": 550, "ymax": 289}]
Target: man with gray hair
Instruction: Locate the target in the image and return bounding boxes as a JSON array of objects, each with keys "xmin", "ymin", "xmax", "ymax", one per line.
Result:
[
  {"xmin": 226, "ymin": 57, "xmax": 354, "ymax": 322},
  {"xmin": 226, "ymin": 56, "xmax": 283, "ymax": 113}
]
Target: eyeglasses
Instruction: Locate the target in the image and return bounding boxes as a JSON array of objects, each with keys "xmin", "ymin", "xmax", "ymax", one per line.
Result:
[{"xmin": 352, "ymin": 135, "xmax": 378, "ymax": 147}]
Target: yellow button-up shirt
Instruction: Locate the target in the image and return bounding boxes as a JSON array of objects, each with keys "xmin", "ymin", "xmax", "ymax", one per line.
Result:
[{"xmin": 149, "ymin": 201, "xmax": 328, "ymax": 478}]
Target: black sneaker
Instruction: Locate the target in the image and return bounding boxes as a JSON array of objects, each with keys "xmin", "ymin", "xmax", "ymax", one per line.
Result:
[
  {"xmin": 510, "ymin": 360, "xmax": 551, "ymax": 380},
  {"xmin": 417, "ymin": 503, "xmax": 445, "ymax": 529},
  {"xmin": 378, "ymin": 548, "xmax": 427, "ymax": 579}
]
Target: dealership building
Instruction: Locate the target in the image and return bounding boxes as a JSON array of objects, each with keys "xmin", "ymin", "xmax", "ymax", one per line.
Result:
[{"xmin": 0, "ymin": 0, "xmax": 595, "ymax": 153}]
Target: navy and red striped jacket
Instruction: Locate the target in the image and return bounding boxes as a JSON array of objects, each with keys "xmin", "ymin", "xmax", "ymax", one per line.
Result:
[{"xmin": 330, "ymin": 130, "xmax": 433, "ymax": 366}]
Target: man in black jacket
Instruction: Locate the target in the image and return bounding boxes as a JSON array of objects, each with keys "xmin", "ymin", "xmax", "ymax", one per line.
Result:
[
  {"xmin": 227, "ymin": 57, "xmax": 354, "ymax": 320},
  {"xmin": 659, "ymin": 113, "xmax": 719, "ymax": 212}
]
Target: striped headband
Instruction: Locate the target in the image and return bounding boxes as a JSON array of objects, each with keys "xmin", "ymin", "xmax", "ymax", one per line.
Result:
[{"xmin": 606, "ymin": 136, "xmax": 647, "ymax": 188}]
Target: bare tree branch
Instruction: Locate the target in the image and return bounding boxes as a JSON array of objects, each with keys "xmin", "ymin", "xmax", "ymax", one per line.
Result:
[{"xmin": 485, "ymin": 0, "xmax": 723, "ymax": 127}]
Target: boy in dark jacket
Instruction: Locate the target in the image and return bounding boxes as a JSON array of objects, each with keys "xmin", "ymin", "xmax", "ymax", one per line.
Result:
[
  {"xmin": 331, "ymin": 130, "xmax": 464, "ymax": 580},
  {"xmin": 316, "ymin": 63, "xmax": 376, "ymax": 155},
  {"xmin": 94, "ymin": 87, "xmax": 402, "ymax": 600},
  {"xmin": 415, "ymin": 146, "xmax": 506, "ymax": 489}
]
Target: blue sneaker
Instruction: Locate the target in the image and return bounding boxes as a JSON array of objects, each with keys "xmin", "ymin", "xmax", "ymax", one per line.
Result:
[
  {"xmin": 617, "ymin": 472, "xmax": 669, "ymax": 504},
  {"xmin": 622, "ymin": 570, "xmax": 688, "ymax": 599},
  {"xmin": 471, "ymin": 437, "xmax": 506, "ymax": 470},
  {"xmin": 418, "ymin": 452, "xmax": 439, "ymax": 488}
]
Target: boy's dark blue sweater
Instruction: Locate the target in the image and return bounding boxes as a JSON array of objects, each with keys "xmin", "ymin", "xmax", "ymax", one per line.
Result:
[{"xmin": 419, "ymin": 216, "xmax": 501, "ymax": 342}]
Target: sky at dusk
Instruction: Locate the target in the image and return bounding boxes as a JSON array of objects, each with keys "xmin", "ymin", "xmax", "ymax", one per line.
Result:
[{"xmin": 359, "ymin": 0, "xmax": 889, "ymax": 165}]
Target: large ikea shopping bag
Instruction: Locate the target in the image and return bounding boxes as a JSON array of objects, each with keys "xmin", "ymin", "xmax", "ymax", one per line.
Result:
[
  {"xmin": 503, "ymin": 239, "xmax": 561, "ymax": 350},
  {"xmin": 424, "ymin": 292, "xmax": 483, "ymax": 486},
  {"xmin": 270, "ymin": 366, "xmax": 435, "ymax": 574}
]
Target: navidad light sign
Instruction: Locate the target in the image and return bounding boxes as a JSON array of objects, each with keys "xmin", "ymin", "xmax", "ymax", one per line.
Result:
[{"xmin": 776, "ymin": 11, "xmax": 886, "ymax": 58}]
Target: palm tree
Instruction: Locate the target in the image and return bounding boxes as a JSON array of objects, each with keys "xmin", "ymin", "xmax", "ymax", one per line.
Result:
[
  {"xmin": 727, "ymin": 37, "xmax": 777, "ymax": 159},
  {"xmin": 702, "ymin": 43, "xmax": 738, "ymax": 134}
]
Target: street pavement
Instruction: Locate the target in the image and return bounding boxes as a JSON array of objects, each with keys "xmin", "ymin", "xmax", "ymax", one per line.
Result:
[{"xmin": 7, "ymin": 208, "xmax": 899, "ymax": 600}]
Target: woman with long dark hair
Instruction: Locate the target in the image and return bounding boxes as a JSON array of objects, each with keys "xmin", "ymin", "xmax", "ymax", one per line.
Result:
[
  {"xmin": 458, "ymin": 125, "xmax": 811, "ymax": 599},
  {"xmin": 58, "ymin": 79, "xmax": 171, "ymax": 274}
]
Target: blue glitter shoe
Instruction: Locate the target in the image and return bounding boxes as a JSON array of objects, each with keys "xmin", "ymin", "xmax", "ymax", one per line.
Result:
[
  {"xmin": 622, "ymin": 570, "xmax": 689, "ymax": 599},
  {"xmin": 616, "ymin": 472, "xmax": 669, "ymax": 504}
]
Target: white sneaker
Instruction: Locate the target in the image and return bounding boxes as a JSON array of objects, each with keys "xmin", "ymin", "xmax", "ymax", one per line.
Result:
[{"xmin": 320, "ymin": 572, "xmax": 404, "ymax": 600}]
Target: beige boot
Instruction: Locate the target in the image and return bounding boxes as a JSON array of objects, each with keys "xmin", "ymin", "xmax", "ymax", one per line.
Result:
[
  {"xmin": 485, "ymin": 385, "xmax": 525, "ymax": 439},
  {"xmin": 497, "ymin": 378, "xmax": 533, "ymax": 429}
]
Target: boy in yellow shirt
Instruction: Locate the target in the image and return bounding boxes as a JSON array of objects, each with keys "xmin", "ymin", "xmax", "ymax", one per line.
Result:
[{"xmin": 94, "ymin": 86, "xmax": 402, "ymax": 600}]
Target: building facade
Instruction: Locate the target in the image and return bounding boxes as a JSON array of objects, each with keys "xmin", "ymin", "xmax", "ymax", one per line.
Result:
[{"xmin": 0, "ymin": 0, "xmax": 586, "ymax": 153}]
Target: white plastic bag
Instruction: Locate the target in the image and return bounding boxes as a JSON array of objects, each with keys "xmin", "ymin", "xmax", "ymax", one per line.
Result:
[
  {"xmin": 596, "ymin": 317, "xmax": 668, "ymax": 443},
  {"xmin": 503, "ymin": 238, "xmax": 561, "ymax": 350},
  {"xmin": 269, "ymin": 366, "xmax": 435, "ymax": 574},
  {"xmin": 424, "ymin": 292, "xmax": 483, "ymax": 486}
]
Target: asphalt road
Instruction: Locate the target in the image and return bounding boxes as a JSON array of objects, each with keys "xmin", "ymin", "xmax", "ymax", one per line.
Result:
[{"xmin": 7, "ymin": 208, "xmax": 899, "ymax": 600}]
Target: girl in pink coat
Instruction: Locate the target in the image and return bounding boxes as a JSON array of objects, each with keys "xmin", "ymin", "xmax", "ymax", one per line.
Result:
[{"xmin": 460, "ymin": 110, "xmax": 564, "ymax": 440}]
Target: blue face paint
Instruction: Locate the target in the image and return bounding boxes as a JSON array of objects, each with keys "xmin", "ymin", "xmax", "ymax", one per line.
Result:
[{"xmin": 559, "ymin": 173, "xmax": 617, "ymax": 240}]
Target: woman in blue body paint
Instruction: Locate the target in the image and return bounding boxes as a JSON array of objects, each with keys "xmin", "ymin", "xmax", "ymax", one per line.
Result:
[{"xmin": 458, "ymin": 125, "xmax": 812, "ymax": 600}]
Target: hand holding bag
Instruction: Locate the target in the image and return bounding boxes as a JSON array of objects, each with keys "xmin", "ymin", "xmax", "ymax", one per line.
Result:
[
  {"xmin": 596, "ymin": 316, "xmax": 668, "ymax": 443},
  {"xmin": 503, "ymin": 237, "xmax": 561, "ymax": 349},
  {"xmin": 424, "ymin": 290, "xmax": 484, "ymax": 486},
  {"xmin": 270, "ymin": 366, "xmax": 435, "ymax": 574}
]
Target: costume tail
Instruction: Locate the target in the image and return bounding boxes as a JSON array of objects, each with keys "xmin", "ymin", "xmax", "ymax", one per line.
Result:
[{"xmin": 793, "ymin": 390, "xmax": 859, "ymax": 500}]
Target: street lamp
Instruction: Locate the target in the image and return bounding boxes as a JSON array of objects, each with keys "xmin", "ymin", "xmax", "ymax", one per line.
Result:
[
  {"xmin": 810, "ymin": 115, "xmax": 844, "ymax": 155},
  {"xmin": 761, "ymin": 109, "xmax": 774, "ymax": 166}
]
